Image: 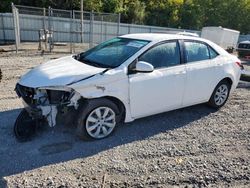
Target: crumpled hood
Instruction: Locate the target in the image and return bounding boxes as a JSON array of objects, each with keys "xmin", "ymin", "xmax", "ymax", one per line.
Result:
[{"xmin": 19, "ymin": 56, "xmax": 106, "ymax": 88}]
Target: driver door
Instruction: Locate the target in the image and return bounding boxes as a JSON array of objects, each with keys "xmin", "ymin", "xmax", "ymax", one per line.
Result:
[{"xmin": 128, "ymin": 40, "xmax": 187, "ymax": 119}]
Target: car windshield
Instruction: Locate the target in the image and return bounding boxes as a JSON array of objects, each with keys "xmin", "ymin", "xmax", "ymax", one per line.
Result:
[{"xmin": 76, "ymin": 38, "xmax": 150, "ymax": 68}]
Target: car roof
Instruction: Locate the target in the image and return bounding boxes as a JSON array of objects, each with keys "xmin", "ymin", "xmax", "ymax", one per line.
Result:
[
  {"xmin": 120, "ymin": 33, "xmax": 204, "ymax": 42},
  {"xmin": 120, "ymin": 33, "xmax": 228, "ymax": 56}
]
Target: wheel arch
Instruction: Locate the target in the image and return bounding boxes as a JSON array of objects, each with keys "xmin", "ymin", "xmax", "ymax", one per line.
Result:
[
  {"xmin": 208, "ymin": 77, "xmax": 233, "ymax": 102},
  {"xmin": 78, "ymin": 95, "xmax": 126, "ymax": 123},
  {"xmin": 207, "ymin": 77, "xmax": 232, "ymax": 108},
  {"xmin": 220, "ymin": 77, "xmax": 233, "ymax": 87},
  {"xmin": 102, "ymin": 96, "xmax": 126, "ymax": 123}
]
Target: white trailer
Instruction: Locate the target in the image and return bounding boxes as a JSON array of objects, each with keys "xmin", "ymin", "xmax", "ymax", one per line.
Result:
[{"xmin": 201, "ymin": 27, "xmax": 240, "ymax": 51}]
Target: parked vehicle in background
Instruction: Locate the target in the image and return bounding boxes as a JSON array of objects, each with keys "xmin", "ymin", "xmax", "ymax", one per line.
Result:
[
  {"xmin": 14, "ymin": 33, "xmax": 242, "ymax": 141},
  {"xmin": 237, "ymin": 40, "xmax": 250, "ymax": 61},
  {"xmin": 201, "ymin": 27, "xmax": 240, "ymax": 53}
]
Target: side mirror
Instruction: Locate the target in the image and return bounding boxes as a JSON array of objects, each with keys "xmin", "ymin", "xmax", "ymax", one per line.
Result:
[{"xmin": 135, "ymin": 61, "xmax": 154, "ymax": 73}]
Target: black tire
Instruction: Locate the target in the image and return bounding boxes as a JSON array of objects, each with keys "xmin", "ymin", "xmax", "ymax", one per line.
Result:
[
  {"xmin": 208, "ymin": 80, "xmax": 231, "ymax": 109},
  {"xmin": 0, "ymin": 68, "xmax": 2, "ymax": 82},
  {"xmin": 76, "ymin": 98, "xmax": 120, "ymax": 141},
  {"xmin": 14, "ymin": 109, "xmax": 37, "ymax": 142}
]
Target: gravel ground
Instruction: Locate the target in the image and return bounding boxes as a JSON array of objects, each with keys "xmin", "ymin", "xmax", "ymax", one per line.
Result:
[{"xmin": 0, "ymin": 51, "xmax": 249, "ymax": 188}]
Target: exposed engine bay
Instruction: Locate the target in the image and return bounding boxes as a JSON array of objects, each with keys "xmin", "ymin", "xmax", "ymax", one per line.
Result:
[{"xmin": 15, "ymin": 83, "xmax": 81, "ymax": 127}]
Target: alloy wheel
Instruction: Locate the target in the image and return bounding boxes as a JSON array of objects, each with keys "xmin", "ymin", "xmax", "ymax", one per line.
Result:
[
  {"xmin": 214, "ymin": 84, "xmax": 229, "ymax": 106},
  {"xmin": 86, "ymin": 107, "xmax": 116, "ymax": 139}
]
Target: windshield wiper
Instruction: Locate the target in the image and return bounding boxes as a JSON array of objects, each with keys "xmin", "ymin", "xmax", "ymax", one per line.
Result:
[
  {"xmin": 83, "ymin": 59, "xmax": 103, "ymax": 68},
  {"xmin": 81, "ymin": 59, "xmax": 114, "ymax": 69}
]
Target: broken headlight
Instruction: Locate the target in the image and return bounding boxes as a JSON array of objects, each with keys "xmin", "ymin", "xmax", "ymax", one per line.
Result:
[
  {"xmin": 15, "ymin": 84, "xmax": 35, "ymax": 105},
  {"xmin": 46, "ymin": 90, "xmax": 72, "ymax": 105},
  {"xmin": 16, "ymin": 84, "xmax": 73, "ymax": 106}
]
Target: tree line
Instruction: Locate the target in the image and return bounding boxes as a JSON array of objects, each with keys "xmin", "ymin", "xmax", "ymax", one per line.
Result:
[{"xmin": 1, "ymin": 0, "xmax": 250, "ymax": 34}]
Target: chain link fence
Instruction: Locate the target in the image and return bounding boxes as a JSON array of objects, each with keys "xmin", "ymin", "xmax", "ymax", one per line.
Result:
[
  {"xmin": 1, "ymin": 4, "xmax": 211, "ymax": 54},
  {"xmin": 1, "ymin": 4, "xmax": 249, "ymax": 54},
  {"xmin": 11, "ymin": 4, "xmax": 120, "ymax": 53}
]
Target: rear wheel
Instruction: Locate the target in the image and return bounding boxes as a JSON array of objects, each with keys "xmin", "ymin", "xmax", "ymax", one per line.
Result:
[
  {"xmin": 208, "ymin": 80, "xmax": 231, "ymax": 109},
  {"xmin": 14, "ymin": 109, "xmax": 37, "ymax": 142},
  {"xmin": 77, "ymin": 99, "xmax": 119, "ymax": 140}
]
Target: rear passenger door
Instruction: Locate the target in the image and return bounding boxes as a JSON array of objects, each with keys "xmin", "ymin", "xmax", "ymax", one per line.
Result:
[{"xmin": 182, "ymin": 40, "xmax": 218, "ymax": 106}]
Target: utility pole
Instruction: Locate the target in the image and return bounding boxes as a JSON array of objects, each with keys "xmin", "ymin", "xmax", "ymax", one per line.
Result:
[{"xmin": 80, "ymin": 0, "xmax": 83, "ymax": 43}]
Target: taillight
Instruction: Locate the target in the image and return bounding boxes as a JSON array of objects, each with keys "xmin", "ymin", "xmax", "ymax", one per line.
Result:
[{"xmin": 236, "ymin": 61, "xmax": 244, "ymax": 70}]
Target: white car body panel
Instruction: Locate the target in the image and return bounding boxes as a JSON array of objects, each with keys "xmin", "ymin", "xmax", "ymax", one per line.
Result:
[
  {"xmin": 19, "ymin": 56, "xmax": 105, "ymax": 88},
  {"xmin": 183, "ymin": 59, "xmax": 216, "ymax": 106},
  {"xmin": 213, "ymin": 55, "xmax": 241, "ymax": 92},
  {"xmin": 70, "ymin": 68, "xmax": 134, "ymax": 122},
  {"xmin": 129, "ymin": 65, "xmax": 186, "ymax": 119},
  {"xmin": 18, "ymin": 33, "xmax": 241, "ymax": 124}
]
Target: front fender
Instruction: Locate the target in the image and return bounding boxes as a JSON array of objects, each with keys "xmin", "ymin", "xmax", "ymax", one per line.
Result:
[{"xmin": 69, "ymin": 71, "xmax": 134, "ymax": 122}]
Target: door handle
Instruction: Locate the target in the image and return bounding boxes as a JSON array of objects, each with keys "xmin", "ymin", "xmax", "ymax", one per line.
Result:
[
  {"xmin": 216, "ymin": 63, "xmax": 223, "ymax": 66},
  {"xmin": 175, "ymin": 70, "xmax": 186, "ymax": 75}
]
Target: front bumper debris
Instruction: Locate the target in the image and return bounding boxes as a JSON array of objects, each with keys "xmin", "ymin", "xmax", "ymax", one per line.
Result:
[{"xmin": 15, "ymin": 83, "xmax": 81, "ymax": 128}]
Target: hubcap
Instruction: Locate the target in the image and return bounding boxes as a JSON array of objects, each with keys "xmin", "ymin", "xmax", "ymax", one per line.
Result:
[
  {"xmin": 214, "ymin": 84, "xmax": 228, "ymax": 106},
  {"xmin": 86, "ymin": 107, "xmax": 116, "ymax": 139}
]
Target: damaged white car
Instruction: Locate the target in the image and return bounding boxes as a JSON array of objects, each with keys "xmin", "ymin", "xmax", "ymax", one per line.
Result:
[{"xmin": 14, "ymin": 33, "xmax": 242, "ymax": 141}]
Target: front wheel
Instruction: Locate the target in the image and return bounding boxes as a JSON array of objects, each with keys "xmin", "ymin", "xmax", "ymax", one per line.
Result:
[
  {"xmin": 208, "ymin": 80, "xmax": 231, "ymax": 109},
  {"xmin": 14, "ymin": 109, "xmax": 37, "ymax": 142},
  {"xmin": 77, "ymin": 99, "xmax": 119, "ymax": 140}
]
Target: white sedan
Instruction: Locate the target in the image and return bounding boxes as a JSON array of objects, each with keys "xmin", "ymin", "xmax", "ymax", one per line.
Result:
[{"xmin": 15, "ymin": 34, "xmax": 242, "ymax": 141}]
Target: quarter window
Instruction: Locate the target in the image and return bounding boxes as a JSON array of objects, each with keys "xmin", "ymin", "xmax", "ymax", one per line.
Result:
[
  {"xmin": 139, "ymin": 41, "xmax": 181, "ymax": 69},
  {"xmin": 208, "ymin": 46, "xmax": 219, "ymax": 59}
]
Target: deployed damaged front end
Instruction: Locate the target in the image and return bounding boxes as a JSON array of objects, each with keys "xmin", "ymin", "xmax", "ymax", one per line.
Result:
[
  {"xmin": 15, "ymin": 84, "xmax": 81, "ymax": 126},
  {"xmin": 13, "ymin": 55, "xmax": 107, "ymax": 141},
  {"xmin": 14, "ymin": 83, "xmax": 81, "ymax": 141}
]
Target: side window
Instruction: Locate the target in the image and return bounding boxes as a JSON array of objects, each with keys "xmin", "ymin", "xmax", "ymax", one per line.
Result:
[
  {"xmin": 185, "ymin": 41, "xmax": 210, "ymax": 63},
  {"xmin": 139, "ymin": 41, "xmax": 181, "ymax": 69},
  {"xmin": 208, "ymin": 46, "xmax": 219, "ymax": 59}
]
